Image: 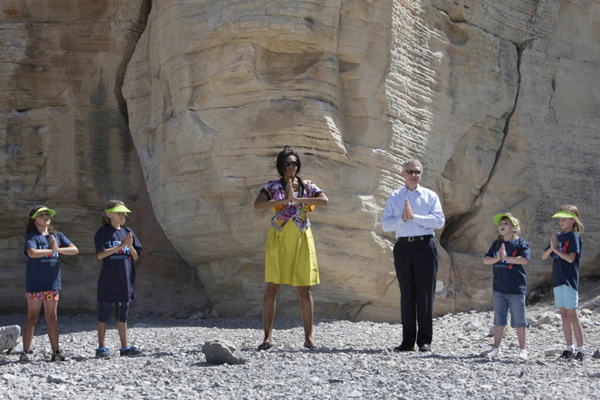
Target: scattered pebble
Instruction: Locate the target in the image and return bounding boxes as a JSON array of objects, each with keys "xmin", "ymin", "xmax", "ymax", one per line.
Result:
[{"xmin": 0, "ymin": 289, "xmax": 599, "ymax": 399}]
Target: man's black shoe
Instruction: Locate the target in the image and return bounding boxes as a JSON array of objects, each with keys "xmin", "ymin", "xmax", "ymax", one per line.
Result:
[
  {"xmin": 419, "ymin": 344, "xmax": 431, "ymax": 352},
  {"xmin": 393, "ymin": 344, "xmax": 415, "ymax": 352}
]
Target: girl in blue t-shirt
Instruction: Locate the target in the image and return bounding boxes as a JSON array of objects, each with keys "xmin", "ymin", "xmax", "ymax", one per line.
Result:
[
  {"xmin": 21, "ymin": 206, "xmax": 79, "ymax": 362},
  {"xmin": 94, "ymin": 200, "xmax": 143, "ymax": 358},
  {"xmin": 482, "ymin": 213, "xmax": 530, "ymax": 360},
  {"xmin": 541, "ymin": 205, "xmax": 585, "ymax": 361}
]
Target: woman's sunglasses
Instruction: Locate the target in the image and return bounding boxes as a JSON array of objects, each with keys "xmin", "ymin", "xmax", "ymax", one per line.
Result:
[{"xmin": 284, "ymin": 161, "xmax": 298, "ymax": 167}]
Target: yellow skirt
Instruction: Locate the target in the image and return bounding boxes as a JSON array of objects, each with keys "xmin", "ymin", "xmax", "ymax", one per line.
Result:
[{"xmin": 265, "ymin": 222, "xmax": 319, "ymax": 286}]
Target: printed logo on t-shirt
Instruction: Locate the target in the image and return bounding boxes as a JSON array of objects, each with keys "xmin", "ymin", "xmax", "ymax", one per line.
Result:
[
  {"xmin": 40, "ymin": 245, "xmax": 59, "ymax": 262},
  {"xmin": 494, "ymin": 249, "xmax": 519, "ymax": 270},
  {"xmin": 560, "ymin": 239, "xmax": 569, "ymax": 253},
  {"xmin": 107, "ymin": 240, "xmax": 132, "ymax": 260},
  {"xmin": 507, "ymin": 249, "xmax": 518, "ymax": 269}
]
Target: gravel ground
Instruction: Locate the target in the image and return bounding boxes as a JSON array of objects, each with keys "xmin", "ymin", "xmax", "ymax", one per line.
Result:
[{"xmin": 1, "ymin": 279, "xmax": 600, "ymax": 400}]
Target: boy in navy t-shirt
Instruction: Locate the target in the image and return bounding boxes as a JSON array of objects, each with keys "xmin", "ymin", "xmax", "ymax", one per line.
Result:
[{"xmin": 483, "ymin": 213, "xmax": 530, "ymax": 360}]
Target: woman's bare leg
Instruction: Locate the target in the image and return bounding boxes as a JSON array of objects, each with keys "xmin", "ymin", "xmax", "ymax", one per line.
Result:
[
  {"xmin": 296, "ymin": 286, "xmax": 315, "ymax": 347},
  {"xmin": 261, "ymin": 283, "xmax": 281, "ymax": 346}
]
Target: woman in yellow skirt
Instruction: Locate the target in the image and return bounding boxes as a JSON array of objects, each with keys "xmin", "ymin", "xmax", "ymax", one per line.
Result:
[{"xmin": 254, "ymin": 146, "xmax": 328, "ymax": 350}]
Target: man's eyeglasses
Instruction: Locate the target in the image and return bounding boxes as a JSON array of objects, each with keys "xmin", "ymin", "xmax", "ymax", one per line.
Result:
[
  {"xmin": 404, "ymin": 169, "xmax": 421, "ymax": 175},
  {"xmin": 284, "ymin": 161, "xmax": 298, "ymax": 167}
]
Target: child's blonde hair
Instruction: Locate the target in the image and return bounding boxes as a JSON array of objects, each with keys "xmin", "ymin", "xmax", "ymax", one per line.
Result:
[
  {"xmin": 559, "ymin": 204, "xmax": 584, "ymax": 234},
  {"xmin": 102, "ymin": 200, "xmax": 128, "ymax": 226},
  {"xmin": 496, "ymin": 213, "xmax": 520, "ymax": 245}
]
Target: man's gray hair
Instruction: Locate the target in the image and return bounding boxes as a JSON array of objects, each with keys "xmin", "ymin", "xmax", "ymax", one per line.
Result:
[{"xmin": 402, "ymin": 159, "xmax": 423, "ymax": 171}]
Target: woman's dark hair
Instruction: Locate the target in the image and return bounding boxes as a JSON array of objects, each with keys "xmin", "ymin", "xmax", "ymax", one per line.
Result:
[
  {"xmin": 276, "ymin": 146, "xmax": 307, "ymax": 197},
  {"xmin": 26, "ymin": 205, "xmax": 57, "ymax": 234},
  {"xmin": 276, "ymin": 145, "xmax": 302, "ymax": 177}
]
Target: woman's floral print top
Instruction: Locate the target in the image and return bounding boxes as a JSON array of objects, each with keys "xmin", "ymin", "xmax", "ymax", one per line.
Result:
[{"xmin": 261, "ymin": 179, "xmax": 322, "ymax": 232}]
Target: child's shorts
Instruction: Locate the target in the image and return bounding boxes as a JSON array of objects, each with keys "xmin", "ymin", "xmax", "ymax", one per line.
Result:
[
  {"xmin": 25, "ymin": 290, "xmax": 59, "ymax": 302},
  {"xmin": 97, "ymin": 302, "xmax": 130, "ymax": 323},
  {"xmin": 553, "ymin": 285, "xmax": 579, "ymax": 310},
  {"xmin": 493, "ymin": 291, "xmax": 527, "ymax": 328}
]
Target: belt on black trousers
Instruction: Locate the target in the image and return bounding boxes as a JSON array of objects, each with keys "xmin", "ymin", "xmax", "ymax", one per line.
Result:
[{"xmin": 396, "ymin": 235, "xmax": 433, "ymax": 242}]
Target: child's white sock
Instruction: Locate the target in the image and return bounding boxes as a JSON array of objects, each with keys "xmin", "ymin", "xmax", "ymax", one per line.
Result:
[
  {"xmin": 566, "ymin": 345, "xmax": 574, "ymax": 352},
  {"xmin": 576, "ymin": 346, "xmax": 585, "ymax": 353}
]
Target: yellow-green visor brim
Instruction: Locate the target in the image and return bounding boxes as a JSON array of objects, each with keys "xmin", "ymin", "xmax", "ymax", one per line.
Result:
[
  {"xmin": 105, "ymin": 205, "xmax": 132, "ymax": 214},
  {"xmin": 552, "ymin": 211, "xmax": 578, "ymax": 221},
  {"xmin": 30, "ymin": 207, "xmax": 56, "ymax": 219},
  {"xmin": 493, "ymin": 213, "xmax": 518, "ymax": 227}
]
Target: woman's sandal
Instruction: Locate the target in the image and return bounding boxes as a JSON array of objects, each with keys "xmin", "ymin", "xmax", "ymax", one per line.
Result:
[{"xmin": 257, "ymin": 342, "xmax": 273, "ymax": 351}]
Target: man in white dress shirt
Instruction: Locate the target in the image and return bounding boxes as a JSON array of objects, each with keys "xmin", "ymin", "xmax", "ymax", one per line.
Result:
[{"xmin": 381, "ymin": 159, "xmax": 445, "ymax": 352}]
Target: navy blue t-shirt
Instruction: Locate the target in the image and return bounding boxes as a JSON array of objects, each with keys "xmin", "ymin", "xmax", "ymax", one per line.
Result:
[
  {"xmin": 24, "ymin": 231, "xmax": 73, "ymax": 292},
  {"xmin": 546, "ymin": 231, "xmax": 582, "ymax": 290},
  {"xmin": 485, "ymin": 238, "xmax": 530, "ymax": 295},
  {"xmin": 95, "ymin": 225, "xmax": 142, "ymax": 303}
]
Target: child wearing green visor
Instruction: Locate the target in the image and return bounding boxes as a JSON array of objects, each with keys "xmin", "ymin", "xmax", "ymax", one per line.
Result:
[
  {"xmin": 94, "ymin": 200, "xmax": 143, "ymax": 358},
  {"xmin": 541, "ymin": 205, "xmax": 585, "ymax": 361},
  {"xmin": 482, "ymin": 213, "xmax": 530, "ymax": 360},
  {"xmin": 21, "ymin": 206, "xmax": 79, "ymax": 362}
]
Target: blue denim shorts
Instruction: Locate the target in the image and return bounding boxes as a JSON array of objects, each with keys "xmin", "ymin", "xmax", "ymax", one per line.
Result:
[
  {"xmin": 493, "ymin": 291, "xmax": 527, "ymax": 328},
  {"xmin": 553, "ymin": 285, "xmax": 579, "ymax": 310},
  {"xmin": 97, "ymin": 302, "xmax": 130, "ymax": 323}
]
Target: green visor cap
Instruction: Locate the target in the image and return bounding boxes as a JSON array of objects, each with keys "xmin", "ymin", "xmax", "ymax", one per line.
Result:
[
  {"xmin": 30, "ymin": 207, "xmax": 56, "ymax": 219},
  {"xmin": 105, "ymin": 205, "xmax": 132, "ymax": 214},
  {"xmin": 493, "ymin": 213, "xmax": 519, "ymax": 227},
  {"xmin": 552, "ymin": 211, "xmax": 578, "ymax": 221}
]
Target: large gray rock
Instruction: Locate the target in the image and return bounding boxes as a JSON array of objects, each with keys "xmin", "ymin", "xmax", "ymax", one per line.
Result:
[
  {"xmin": 0, "ymin": 325, "xmax": 20, "ymax": 353},
  {"xmin": 202, "ymin": 340, "xmax": 247, "ymax": 365}
]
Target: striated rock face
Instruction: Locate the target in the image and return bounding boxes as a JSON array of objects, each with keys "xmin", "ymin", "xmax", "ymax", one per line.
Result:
[
  {"xmin": 123, "ymin": 0, "xmax": 600, "ymax": 321},
  {"xmin": 0, "ymin": 0, "xmax": 208, "ymax": 316},
  {"xmin": 1, "ymin": 0, "xmax": 599, "ymax": 321},
  {"xmin": 434, "ymin": 0, "xmax": 600, "ymax": 312},
  {"xmin": 123, "ymin": 0, "xmax": 400, "ymax": 320}
]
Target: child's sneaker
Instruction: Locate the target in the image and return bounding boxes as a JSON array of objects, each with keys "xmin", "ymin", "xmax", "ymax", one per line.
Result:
[
  {"xmin": 485, "ymin": 347, "xmax": 500, "ymax": 358},
  {"xmin": 120, "ymin": 346, "xmax": 142, "ymax": 357},
  {"xmin": 20, "ymin": 350, "xmax": 33, "ymax": 362},
  {"xmin": 559, "ymin": 350, "xmax": 575, "ymax": 360},
  {"xmin": 51, "ymin": 349, "xmax": 67, "ymax": 362},
  {"xmin": 518, "ymin": 349, "xmax": 528, "ymax": 360},
  {"xmin": 95, "ymin": 346, "xmax": 110, "ymax": 358},
  {"xmin": 575, "ymin": 351, "xmax": 585, "ymax": 362}
]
